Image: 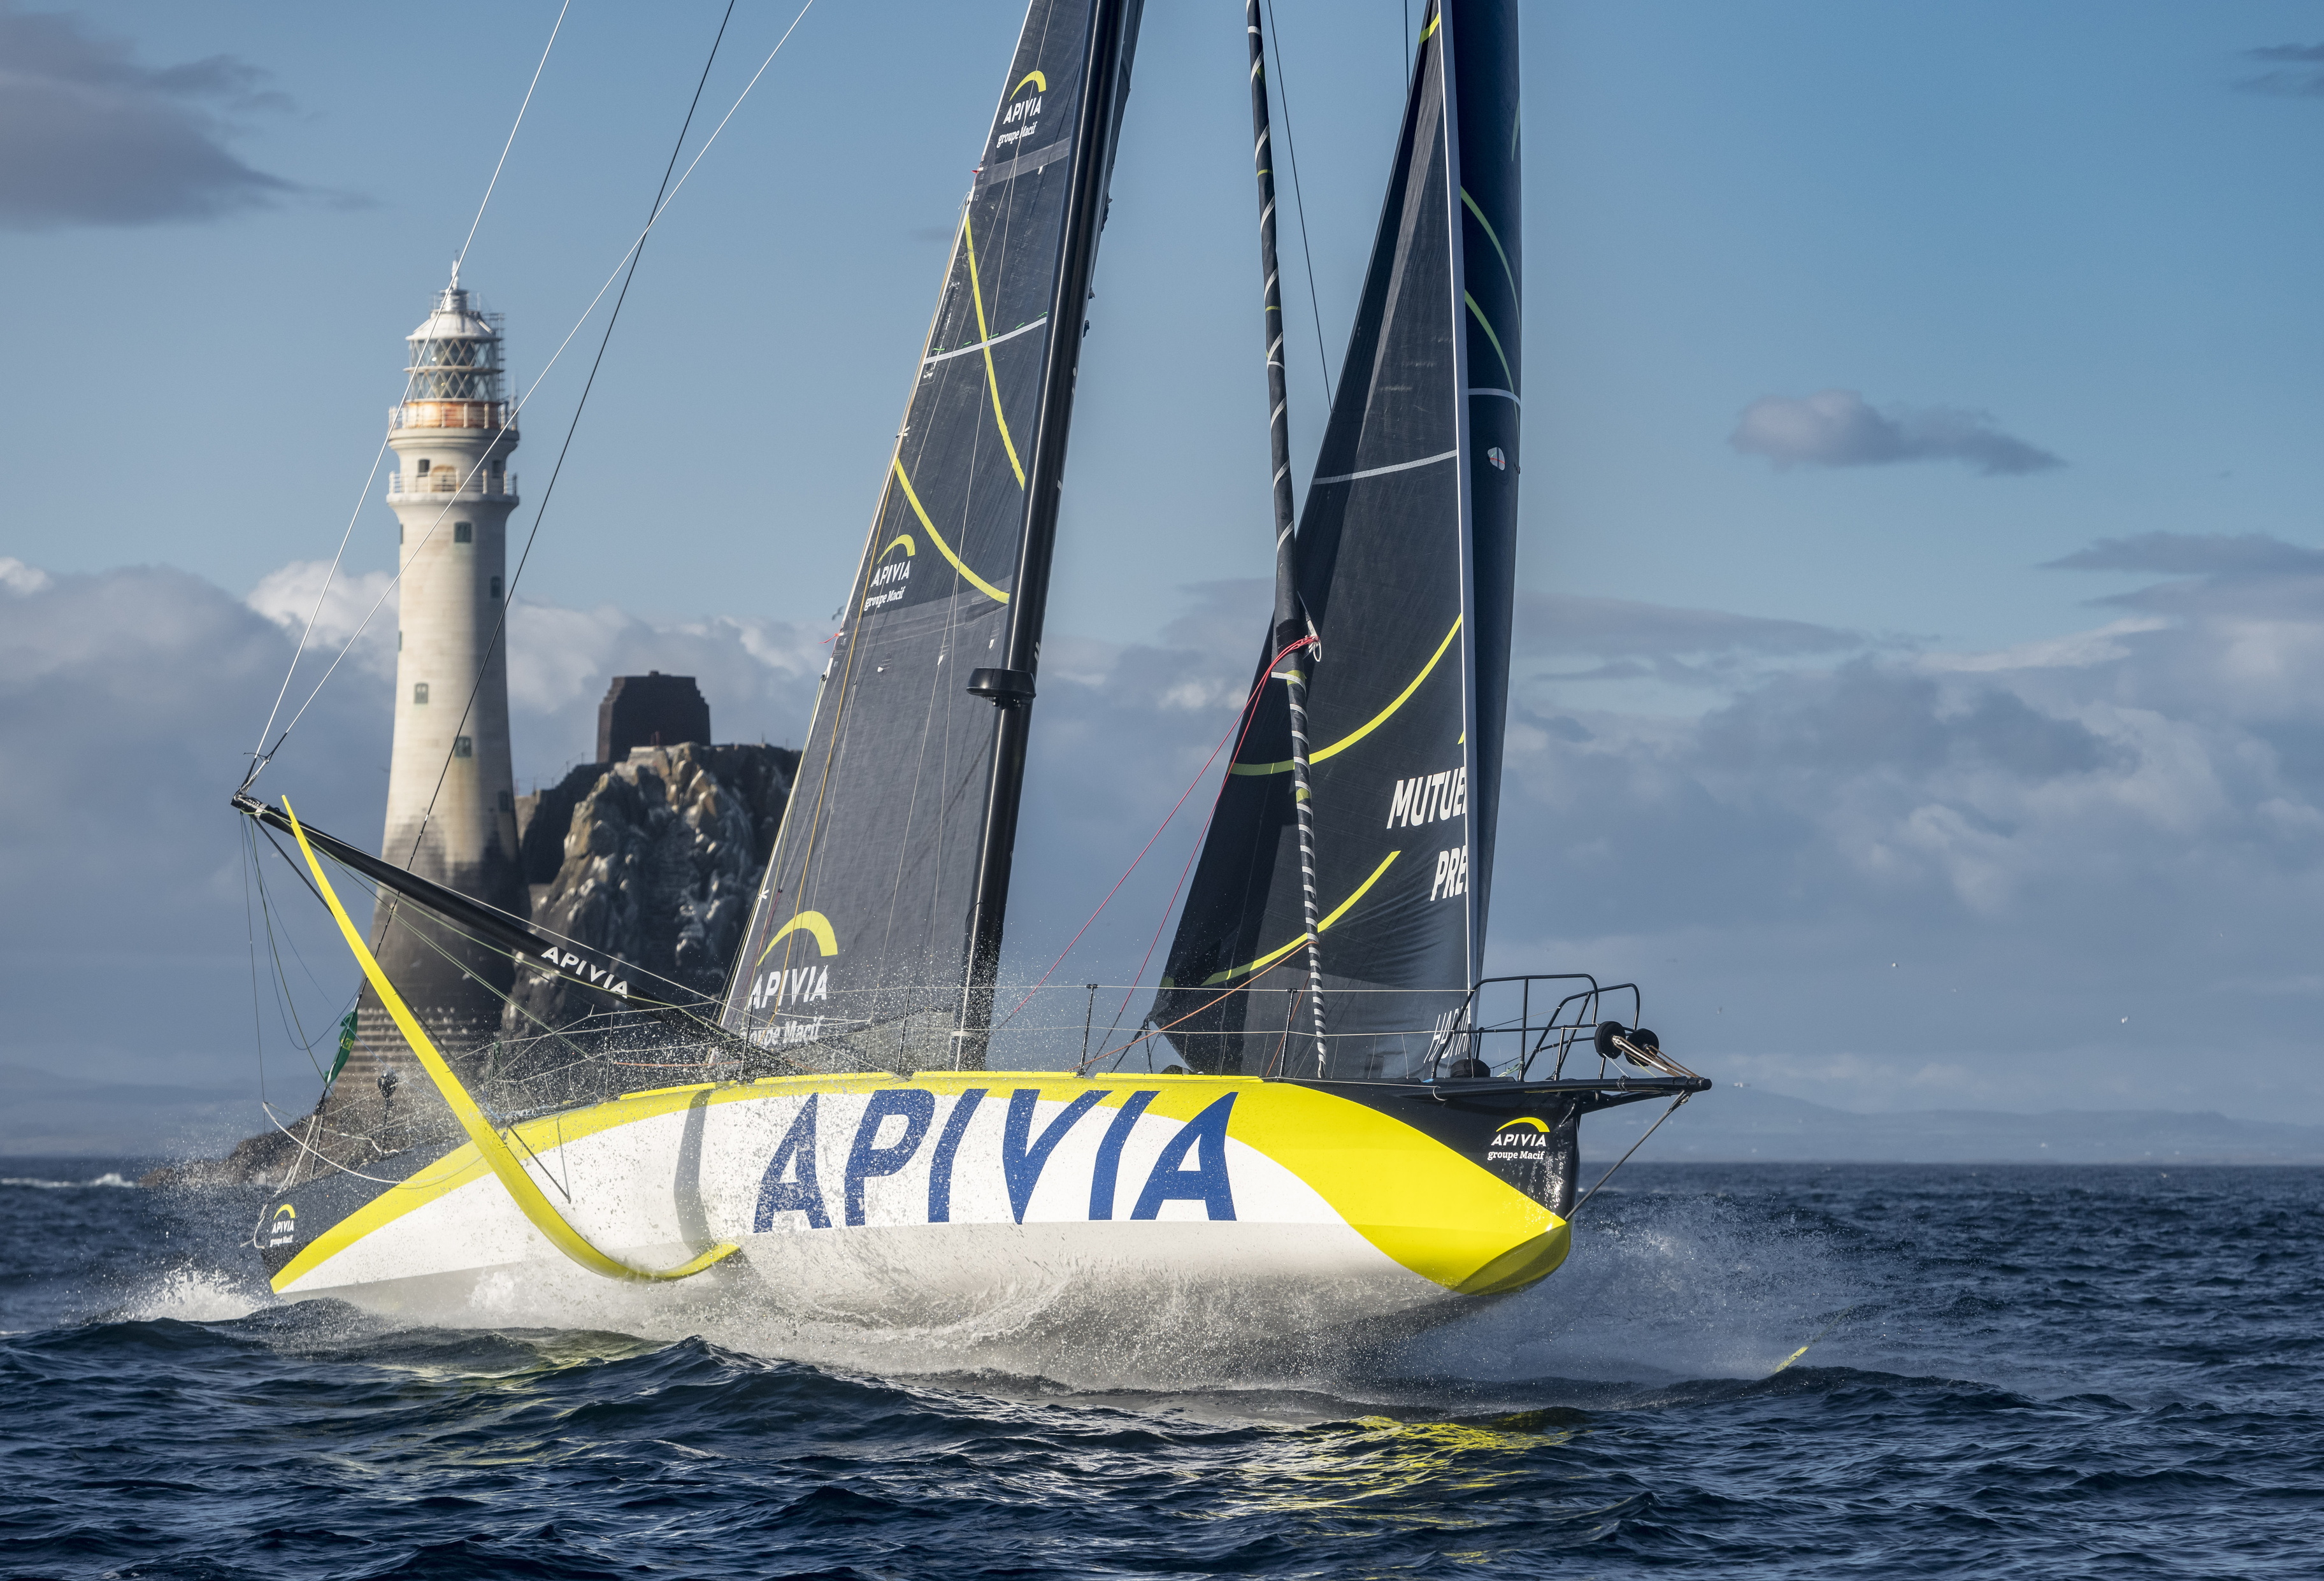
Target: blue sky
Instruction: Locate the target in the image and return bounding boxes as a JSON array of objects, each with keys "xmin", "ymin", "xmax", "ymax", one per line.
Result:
[{"xmin": 7, "ymin": 1, "xmax": 2324, "ymax": 1136}]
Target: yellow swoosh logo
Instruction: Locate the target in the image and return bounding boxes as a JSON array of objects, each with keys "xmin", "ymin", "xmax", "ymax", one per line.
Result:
[
  {"xmin": 880, "ymin": 534, "xmax": 916, "ymax": 559},
  {"xmin": 1013, "ymin": 69, "xmax": 1047, "ymax": 96},
  {"xmin": 760, "ymin": 910, "xmax": 838, "ymax": 965}
]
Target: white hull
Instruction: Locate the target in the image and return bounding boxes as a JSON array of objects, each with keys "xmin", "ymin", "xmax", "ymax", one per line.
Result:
[{"xmin": 267, "ymin": 1073, "xmax": 1574, "ymax": 1335}]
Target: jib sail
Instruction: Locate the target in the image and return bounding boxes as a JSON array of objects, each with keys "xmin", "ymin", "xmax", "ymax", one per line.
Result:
[
  {"xmin": 1158, "ymin": 0, "xmax": 1521, "ymax": 1079},
  {"xmin": 721, "ymin": 0, "xmax": 1142, "ymax": 1063}
]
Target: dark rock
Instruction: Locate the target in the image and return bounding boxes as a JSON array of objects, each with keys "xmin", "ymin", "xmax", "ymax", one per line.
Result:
[{"xmin": 503, "ymin": 743, "xmax": 797, "ymax": 1036}]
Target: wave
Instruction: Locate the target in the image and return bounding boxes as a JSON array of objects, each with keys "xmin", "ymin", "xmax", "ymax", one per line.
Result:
[{"xmin": 0, "ymin": 1171, "xmax": 136, "ymax": 1190}]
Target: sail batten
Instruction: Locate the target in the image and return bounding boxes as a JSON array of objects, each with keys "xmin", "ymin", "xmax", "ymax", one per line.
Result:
[
  {"xmin": 721, "ymin": 0, "xmax": 1142, "ymax": 1065},
  {"xmin": 1159, "ymin": 0, "xmax": 1520, "ymax": 1081}
]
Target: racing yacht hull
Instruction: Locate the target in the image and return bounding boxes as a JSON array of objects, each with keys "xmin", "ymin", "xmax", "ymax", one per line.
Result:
[{"xmin": 260, "ymin": 1071, "xmax": 1663, "ymax": 1327}]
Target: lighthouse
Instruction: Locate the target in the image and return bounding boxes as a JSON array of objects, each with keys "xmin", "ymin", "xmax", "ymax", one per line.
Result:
[{"xmin": 340, "ymin": 268, "xmax": 526, "ymax": 1114}]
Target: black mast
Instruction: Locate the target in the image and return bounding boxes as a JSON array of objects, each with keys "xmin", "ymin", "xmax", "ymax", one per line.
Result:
[
  {"xmin": 957, "ymin": 0, "xmax": 1140, "ymax": 1066},
  {"xmin": 1245, "ymin": 0, "xmax": 1327, "ymax": 1068}
]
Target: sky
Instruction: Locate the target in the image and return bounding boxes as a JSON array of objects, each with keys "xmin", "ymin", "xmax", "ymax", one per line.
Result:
[{"xmin": 4, "ymin": 1, "xmax": 2324, "ymax": 1135}]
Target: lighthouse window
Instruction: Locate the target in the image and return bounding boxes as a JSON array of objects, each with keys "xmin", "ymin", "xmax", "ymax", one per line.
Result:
[
  {"xmin": 453, "ymin": 522, "xmax": 473, "ymax": 545},
  {"xmin": 415, "ymin": 459, "xmax": 430, "ymax": 475},
  {"xmin": 453, "ymin": 736, "xmax": 474, "ymax": 759},
  {"xmin": 413, "ymin": 682, "xmax": 429, "ymax": 705},
  {"xmin": 489, "ymin": 575, "xmax": 502, "ymax": 600}
]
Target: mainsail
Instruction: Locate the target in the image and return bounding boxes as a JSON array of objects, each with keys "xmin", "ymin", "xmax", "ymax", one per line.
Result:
[
  {"xmin": 721, "ymin": 0, "xmax": 1143, "ymax": 1064},
  {"xmin": 1158, "ymin": 0, "xmax": 1521, "ymax": 1079}
]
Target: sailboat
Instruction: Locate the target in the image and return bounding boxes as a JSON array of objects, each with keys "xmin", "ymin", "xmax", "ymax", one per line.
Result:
[{"xmin": 236, "ymin": 0, "xmax": 1706, "ymax": 1327}]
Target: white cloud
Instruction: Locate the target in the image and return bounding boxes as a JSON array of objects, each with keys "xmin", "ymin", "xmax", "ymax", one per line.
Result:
[
  {"xmin": 1917, "ymin": 617, "xmax": 2169, "ymax": 673},
  {"xmin": 1730, "ymin": 388, "xmax": 2062, "ymax": 475},
  {"xmin": 246, "ymin": 559, "xmax": 396, "ymax": 677},
  {"xmin": 0, "ymin": 556, "xmax": 52, "ymax": 594},
  {"xmin": 18, "ymin": 545, "xmax": 2324, "ymax": 1125}
]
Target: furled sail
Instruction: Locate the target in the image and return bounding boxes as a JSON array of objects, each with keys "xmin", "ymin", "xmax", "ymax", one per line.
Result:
[
  {"xmin": 721, "ymin": 0, "xmax": 1142, "ymax": 1063},
  {"xmin": 1158, "ymin": 0, "xmax": 1520, "ymax": 1079}
]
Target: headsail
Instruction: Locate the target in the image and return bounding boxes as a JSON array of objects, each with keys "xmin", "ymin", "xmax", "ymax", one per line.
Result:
[
  {"xmin": 1158, "ymin": 0, "xmax": 1521, "ymax": 1079},
  {"xmin": 721, "ymin": 0, "xmax": 1143, "ymax": 1064}
]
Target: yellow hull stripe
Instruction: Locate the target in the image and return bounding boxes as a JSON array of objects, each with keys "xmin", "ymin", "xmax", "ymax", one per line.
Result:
[
  {"xmin": 893, "ymin": 459, "xmax": 1010, "ymax": 604},
  {"xmin": 960, "ymin": 213, "xmax": 1028, "ymax": 488},
  {"xmin": 281, "ymin": 799, "xmax": 738, "ymax": 1285},
  {"xmin": 270, "ymin": 1070, "xmax": 1561, "ymax": 1299},
  {"xmin": 1201, "ymin": 850, "xmax": 1401, "ymax": 986},
  {"xmin": 1231, "ymin": 616, "xmax": 1461, "ymax": 775}
]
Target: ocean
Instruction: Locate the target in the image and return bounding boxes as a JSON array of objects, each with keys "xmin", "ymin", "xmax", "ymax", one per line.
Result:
[{"xmin": 2, "ymin": 1161, "xmax": 2316, "ymax": 1578}]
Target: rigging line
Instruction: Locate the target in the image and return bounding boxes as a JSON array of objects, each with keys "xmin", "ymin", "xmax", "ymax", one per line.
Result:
[
  {"xmin": 457, "ymin": 0, "xmax": 572, "ymax": 273},
  {"xmin": 259, "ymin": 0, "xmax": 817, "ymax": 766},
  {"xmin": 1091, "ymin": 957, "xmax": 1289, "ymax": 1069},
  {"xmin": 284, "ymin": 801, "xmax": 740, "ymax": 1283},
  {"xmin": 1261, "ymin": 0, "xmax": 1334, "ymax": 409},
  {"xmin": 250, "ymin": 848, "xmax": 333, "ymax": 1077},
  {"xmin": 1568, "ymin": 1094, "xmax": 1691, "ymax": 1220},
  {"xmin": 251, "ymin": 817, "xmax": 707, "ymax": 1008},
  {"xmin": 243, "ymin": 824, "xmax": 271, "ymax": 1106},
  {"xmin": 307, "ymin": 863, "xmax": 610, "ymax": 1098},
  {"xmin": 403, "ymin": 0, "xmax": 740, "ymax": 874},
  {"xmin": 256, "ymin": 1100, "xmax": 467, "ymax": 1189},
  {"xmin": 1077, "ymin": 636, "xmax": 1315, "ymax": 1071},
  {"xmin": 241, "ymin": 427, "xmax": 402, "ymax": 789},
  {"xmin": 248, "ymin": 824, "xmax": 347, "ymax": 1020},
  {"xmin": 246, "ymin": 1, "xmax": 567, "ymax": 787},
  {"xmin": 994, "ymin": 649, "xmax": 1286, "ymax": 1032}
]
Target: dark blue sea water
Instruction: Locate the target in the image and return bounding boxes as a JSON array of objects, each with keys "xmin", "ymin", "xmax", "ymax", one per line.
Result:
[{"xmin": 3, "ymin": 1161, "xmax": 2318, "ymax": 1578}]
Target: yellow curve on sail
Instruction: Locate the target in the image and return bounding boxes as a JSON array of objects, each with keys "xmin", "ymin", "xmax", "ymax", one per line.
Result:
[
  {"xmin": 1231, "ymin": 617, "xmax": 1461, "ymax": 776},
  {"xmin": 880, "ymin": 534, "xmax": 916, "ymax": 559},
  {"xmin": 1460, "ymin": 189, "xmax": 1519, "ymax": 310},
  {"xmin": 1464, "ymin": 292, "xmax": 1516, "ymax": 393},
  {"xmin": 1202, "ymin": 850, "xmax": 1402, "ymax": 986},
  {"xmin": 960, "ymin": 214, "xmax": 1028, "ymax": 487},
  {"xmin": 282, "ymin": 800, "xmax": 740, "ymax": 1284},
  {"xmin": 757, "ymin": 909, "xmax": 838, "ymax": 968},
  {"xmin": 893, "ymin": 459, "xmax": 1010, "ymax": 604}
]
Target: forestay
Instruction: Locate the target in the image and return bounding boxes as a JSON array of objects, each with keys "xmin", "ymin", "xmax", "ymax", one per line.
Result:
[{"xmin": 1158, "ymin": 0, "xmax": 1521, "ymax": 1080}]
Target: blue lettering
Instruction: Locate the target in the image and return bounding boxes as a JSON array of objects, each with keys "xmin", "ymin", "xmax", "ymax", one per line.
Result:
[
  {"xmin": 1001, "ymin": 1088, "xmax": 1103, "ymax": 1224},
  {"xmin": 754, "ymin": 1095, "xmax": 831, "ymax": 1230},
  {"xmin": 843, "ymin": 1089, "xmax": 935, "ymax": 1226},
  {"xmin": 1131, "ymin": 1094, "xmax": 1238, "ymax": 1221},
  {"xmin": 926, "ymin": 1089, "xmax": 986, "ymax": 1223},
  {"xmin": 1087, "ymin": 1091, "xmax": 1159, "ymax": 1220}
]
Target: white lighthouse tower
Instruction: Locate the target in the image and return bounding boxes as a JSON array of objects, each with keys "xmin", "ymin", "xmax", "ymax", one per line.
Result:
[{"xmin": 342, "ymin": 268, "xmax": 526, "ymax": 1109}]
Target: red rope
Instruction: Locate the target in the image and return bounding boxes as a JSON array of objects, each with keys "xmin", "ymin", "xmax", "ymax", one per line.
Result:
[
  {"xmin": 1042, "ymin": 636, "xmax": 1315, "ymax": 1059},
  {"xmin": 996, "ymin": 637, "xmax": 1314, "ymax": 1029}
]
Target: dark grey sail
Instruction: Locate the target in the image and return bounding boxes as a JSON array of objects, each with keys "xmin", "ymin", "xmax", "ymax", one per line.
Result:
[
  {"xmin": 1158, "ymin": 0, "xmax": 1520, "ymax": 1080},
  {"xmin": 721, "ymin": 0, "xmax": 1142, "ymax": 1063}
]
